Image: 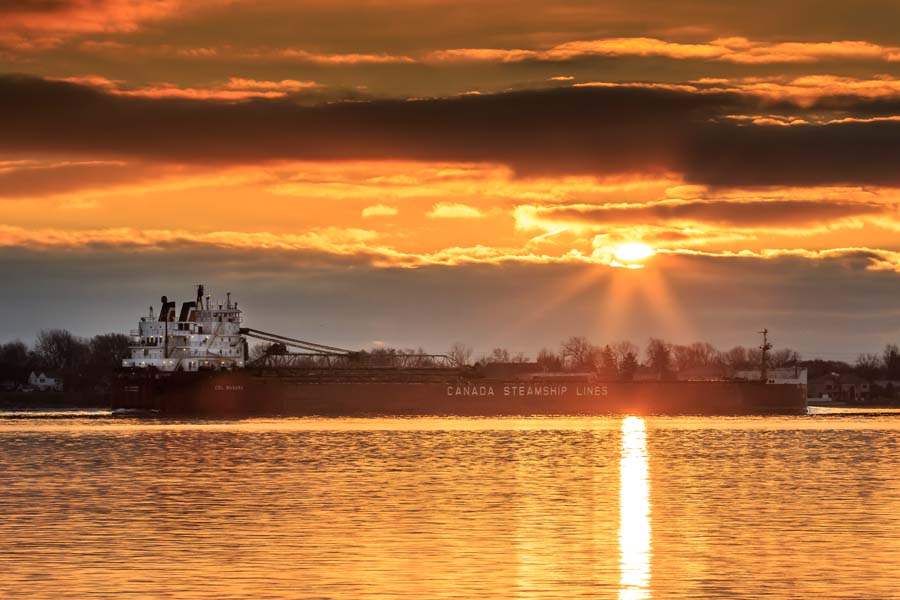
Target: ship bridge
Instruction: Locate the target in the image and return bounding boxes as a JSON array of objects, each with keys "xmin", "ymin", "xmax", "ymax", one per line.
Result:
[{"xmin": 123, "ymin": 284, "xmax": 246, "ymax": 372}]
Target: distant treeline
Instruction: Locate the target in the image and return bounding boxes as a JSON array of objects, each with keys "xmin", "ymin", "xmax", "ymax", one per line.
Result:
[
  {"xmin": 452, "ymin": 337, "xmax": 900, "ymax": 382},
  {"xmin": 4, "ymin": 329, "xmax": 900, "ymax": 390},
  {"xmin": 0, "ymin": 330, "xmax": 130, "ymax": 391}
]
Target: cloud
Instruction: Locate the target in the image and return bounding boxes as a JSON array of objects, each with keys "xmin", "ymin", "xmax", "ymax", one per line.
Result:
[
  {"xmin": 0, "ymin": 157, "xmax": 275, "ymax": 201},
  {"xmin": 427, "ymin": 202, "xmax": 484, "ymax": 219},
  {"xmin": 518, "ymin": 199, "xmax": 889, "ymax": 232},
  {"xmin": 223, "ymin": 77, "xmax": 321, "ymax": 92},
  {"xmin": 0, "ymin": 224, "xmax": 383, "ymax": 255},
  {"xmin": 0, "ymin": 0, "xmax": 202, "ymax": 52},
  {"xmin": 267, "ymin": 48, "xmax": 415, "ymax": 65},
  {"xmin": 7, "ymin": 75, "xmax": 900, "ymax": 187},
  {"xmin": 57, "ymin": 34, "xmax": 900, "ymax": 69},
  {"xmin": 361, "ymin": 204, "xmax": 399, "ymax": 217},
  {"xmin": 53, "ymin": 74, "xmax": 321, "ymax": 100},
  {"xmin": 425, "ymin": 36, "xmax": 900, "ymax": 65},
  {"xmin": 710, "ymin": 74, "xmax": 900, "ymax": 106},
  {"xmin": 2, "ymin": 221, "xmax": 898, "ymax": 274},
  {"xmin": 668, "ymin": 246, "xmax": 900, "ymax": 273},
  {"xmin": 0, "ymin": 159, "xmax": 138, "ymax": 198}
]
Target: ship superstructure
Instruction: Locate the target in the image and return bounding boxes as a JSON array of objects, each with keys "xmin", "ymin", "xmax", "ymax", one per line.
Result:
[{"xmin": 123, "ymin": 285, "xmax": 246, "ymax": 372}]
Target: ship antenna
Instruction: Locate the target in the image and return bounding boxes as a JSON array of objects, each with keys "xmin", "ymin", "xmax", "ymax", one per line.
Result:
[{"xmin": 759, "ymin": 328, "xmax": 772, "ymax": 383}]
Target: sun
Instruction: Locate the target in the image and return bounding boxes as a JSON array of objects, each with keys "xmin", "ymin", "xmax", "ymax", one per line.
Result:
[{"xmin": 613, "ymin": 242, "xmax": 655, "ymax": 267}]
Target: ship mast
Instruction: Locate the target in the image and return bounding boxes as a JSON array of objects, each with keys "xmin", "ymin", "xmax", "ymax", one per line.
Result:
[
  {"xmin": 759, "ymin": 328, "xmax": 772, "ymax": 383},
  {"xmin": 161, "ymin": 295, "xmax": 169, "ymax": 359}
]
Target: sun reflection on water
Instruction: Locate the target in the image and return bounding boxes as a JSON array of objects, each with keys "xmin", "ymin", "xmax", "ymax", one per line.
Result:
[{"xmin": 619, "ymin": 416, "xmax": 651, "ymax": 600}]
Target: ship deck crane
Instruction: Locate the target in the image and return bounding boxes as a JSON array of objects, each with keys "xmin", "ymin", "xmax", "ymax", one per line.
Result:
[
  {"xmin": 240, "ymin": 327, "xmax": 355, "ymax": 355},
  {"xmin": 239, "ymin": 327, "xmax": 456, "ymax": 372}
]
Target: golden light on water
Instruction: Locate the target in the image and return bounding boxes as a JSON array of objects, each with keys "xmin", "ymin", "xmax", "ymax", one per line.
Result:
[
  {"xmin": 619, "ymin": 416, "xmax": 651, "ymax": 600},
  {"xmin": 613, "ymin": 242, "xmax": 656, "ymax": 268}
]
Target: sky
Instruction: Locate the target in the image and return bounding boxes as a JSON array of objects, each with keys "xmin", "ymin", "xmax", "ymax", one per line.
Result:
[{"xmin": 1, "ymin": 0, "xmax": 900, "ymax": 360}]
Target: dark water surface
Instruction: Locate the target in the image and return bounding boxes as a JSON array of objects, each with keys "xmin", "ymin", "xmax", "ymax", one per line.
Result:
[{"xmin": 1, "ymin": 415, "xmax": 899, "ymax": 599}]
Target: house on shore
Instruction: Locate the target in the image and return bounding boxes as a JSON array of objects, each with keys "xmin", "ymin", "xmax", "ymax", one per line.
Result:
[
  {"xmin": 808, "ymin": 373, "xmax": 870, "ymax": 403},
  {"xmin": 27, "ymin": 371, "xmax": 63, "ymax": 392}
]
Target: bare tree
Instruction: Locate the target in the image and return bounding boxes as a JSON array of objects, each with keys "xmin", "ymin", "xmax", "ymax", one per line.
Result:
[
  {"xmin": 536, "ymin": 347, "xmax": 563, "ymax": 372},
  {"xmin": 856, "ymin": 353, "xmax": 882, "ymax": 380},
  {"xmin": 510, "ymin": 352, "xmax": 529, "ymax": 363},
  {"xmin": 884, "ymin": 344, "xmax": 900, "ymax": 379},
  {"xmin": 560, "ymin": 336, "xmax": 596, "ymax": 371},
  {"xmin": 770, "ymin": 348, "xmax": 801, "ymax": 368},
  {"xmin": 249, "ymin": 342, "xmax": 278, "ymax": 361},
  {"xmin": 448, "ymin": 342, "xmax": 473, "ymax": 367},
  {"xmin": 612, "ymin": 341, "xmax": 639, "ymax": 367},
  {"xmin": 746, "ymin": 347, "xmax": 762, "ymax": 369},
  {"xmin": 672, "ymin": 344, "xmax": 691, "ymax": 372},
  {"xmin": 0, "ymin": 340, "xmax": 33, "ymax": 382},
  {"xmin": 0, "ymin": 340, "xmax": 30, "ymax": 368},
  {"xmin": 722, "ymin": 346, "xmax": 750, "ymax": 370},
  {"xmin": 88, "ymin": 333, "xmax": 131, "ymax": 370},
  {"xmin": 487, "ymin": 347, "xmax": 511, "ymax": 363},
  {"xmin": 690, "ymin": 342, "xmax": 720, "ymax": 366},
  {"xmin": 673, "ymin": 341, "xmax": 721, "ymax": 372},
  {"xmin": 35, "ymin": 329, "xmax": 89, "ymax": 371}
]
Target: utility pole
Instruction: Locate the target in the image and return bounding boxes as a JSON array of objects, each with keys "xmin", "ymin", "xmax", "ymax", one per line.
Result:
[{"xmin": 759, "ymin": 328, "xmax": 772, "ymax": 383}]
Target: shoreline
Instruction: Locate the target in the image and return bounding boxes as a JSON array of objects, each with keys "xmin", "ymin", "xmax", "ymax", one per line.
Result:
[{"xmin": 0, "ymin": 392, "xmax": 110, "ymax": 411}]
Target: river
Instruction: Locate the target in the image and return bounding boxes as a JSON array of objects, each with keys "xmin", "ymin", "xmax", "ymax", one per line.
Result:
[{"xmin": 1, "ymin": 413, "xmax": 898, "ymax": 598}]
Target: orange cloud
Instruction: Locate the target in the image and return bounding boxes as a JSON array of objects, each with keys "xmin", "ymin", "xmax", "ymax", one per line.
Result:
[
  {"xmin": 0, "ymin": 224, "xmax": 379, "ymax": 253},
  {"xmin": 54, "ymin": 74, "xmax": 320, "ymax": 100},
  {"xmin": 668, "ymin": 247, "xmax": 900, "ymax": 273},
  {"xmin": 425, "ymin": 36, "xmax": 900, "ymax": 65},
  {"xmin": 1, "ymin": 223, "xmax": 898, "ymax": 273},
  {"xmin": 0, "ymin": 0, "xmax": 184, "ymax": 34},
  {"xmin": 223, "ymin": 77, "xmax": 321, "ymax": 92},
  {"xmin": 271, "ymin": 48, "xmax": 415, "ymax": 65},
  {"xmin": 516, "ymin": 199, "xmax": 887, "ymax": 236},
  {"xmin": 361, "ymin": 204, "xmax": 399, "ymax": 217},
  {"xmin": 427, "ymin": 203, "xmax": 484, "ymax": 219},
  {"xmin": 706, "ymin": 74, "xmax": 900, "ymax": 105},
  {"xmin": 65, "ymin": 35, "xmax": 900, "ymax": 68},
  {"xmin": 715, "ymin": 39, "xmax": 892, "ymax": 64}
]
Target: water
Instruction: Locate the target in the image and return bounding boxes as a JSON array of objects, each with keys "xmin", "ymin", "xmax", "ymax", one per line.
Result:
[{"xmin": 1, "ymin": 415, "xmax": 899, "ymax": 599}]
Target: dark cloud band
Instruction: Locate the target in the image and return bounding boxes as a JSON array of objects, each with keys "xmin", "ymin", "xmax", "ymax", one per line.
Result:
[{"xmin": 4, "ymin": 74, "xmax": 900, "ymax": 186}]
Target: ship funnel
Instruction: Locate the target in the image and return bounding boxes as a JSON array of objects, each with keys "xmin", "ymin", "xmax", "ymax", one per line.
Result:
[{"xmin": 227, "ymin": 292, "xmax": 231, "ymax": 309}]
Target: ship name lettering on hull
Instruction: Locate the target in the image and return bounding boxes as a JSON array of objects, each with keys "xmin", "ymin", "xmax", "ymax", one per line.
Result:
[
  {"xmin": 575, "ymin": 385, "xmax": 609, "ymax": 397},
  {"xmin": 445, "ymin": 384, "xmax": 576, "ymax": 397},
  {"xmin": 214, "ymin": 384, "xmax": 244, "ymax": 392}
]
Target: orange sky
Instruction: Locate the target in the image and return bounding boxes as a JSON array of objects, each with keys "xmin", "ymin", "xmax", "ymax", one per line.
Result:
[{"xmin": 1, "ymin": 0, "xmax": 899, "ymax": 357}]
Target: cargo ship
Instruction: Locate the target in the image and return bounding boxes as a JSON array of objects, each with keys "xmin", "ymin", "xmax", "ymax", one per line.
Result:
[{"xmin": 113, "ymin": 286, "xmax": 808, "ymax": 416}]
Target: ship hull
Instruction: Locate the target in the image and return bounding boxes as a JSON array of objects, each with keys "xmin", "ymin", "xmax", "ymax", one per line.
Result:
[{"xmin": 113, "ymin": 371, "xmax": 807, "ymax": 416}]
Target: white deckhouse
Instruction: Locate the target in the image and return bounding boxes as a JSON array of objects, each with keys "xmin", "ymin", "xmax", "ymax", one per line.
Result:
[{"xmin": 123, "ymin": 285, "xmax": 246, "ymax": 372}]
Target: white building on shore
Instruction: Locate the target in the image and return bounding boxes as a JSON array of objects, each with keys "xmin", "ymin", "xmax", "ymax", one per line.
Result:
[
  {"xmin": 28, "ymin": 371, "xmax": 63, "ymax": 392},
  {"xmin": 733, "ymin": 366, "xmax": 808, "ymax": 386}
]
